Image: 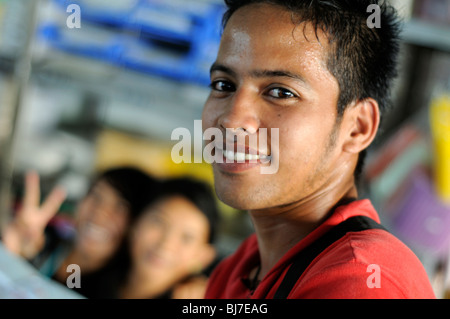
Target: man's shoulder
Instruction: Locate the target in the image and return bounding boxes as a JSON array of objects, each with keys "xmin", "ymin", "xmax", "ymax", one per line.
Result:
[
  {"xmin": 311, "ymin": 228, "xmax": 413, "ymax": 268},
  {"xmin": 292, "ymin": 228, "xmax": 436, "ymax": 298}
]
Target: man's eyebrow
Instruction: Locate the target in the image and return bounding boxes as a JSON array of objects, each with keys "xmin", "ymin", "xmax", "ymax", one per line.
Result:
[
  {"xmin": 210, "ymin": 63, "xmax": 237, "ymax": 77},
  {"xmin": 249, "ymin": 69, "xmax": 310, "ymax": 87},
  {"xmin": 210, "ymin": 63, "xmax": 309, "ymax": 87}
]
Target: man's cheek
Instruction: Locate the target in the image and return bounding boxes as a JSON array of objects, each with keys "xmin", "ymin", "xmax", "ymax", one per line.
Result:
[
  {"xmin": 202, "ymin": 101, "xmax": 220, "ymax": 126},
  {"xmin": 260, "ymin": 128, "xmax": 280, "ymax": 175},
  {"xmin": 279, "ymin": 142, "xmax": 312, "ymax": 178}
]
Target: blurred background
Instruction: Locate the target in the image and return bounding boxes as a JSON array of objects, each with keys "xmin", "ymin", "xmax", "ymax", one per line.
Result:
[{"xmin": 0, "ymin": 0, "xmax": 449, "ymax": 298}]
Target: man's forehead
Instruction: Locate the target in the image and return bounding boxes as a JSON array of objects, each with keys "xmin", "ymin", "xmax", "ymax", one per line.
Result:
[
  {"xmin": 216, "ymin": 3, "xmax": 332, "ymax": 84},
  {"xmin": 220, "ymin": 3, "xmax": 330, "ymax": 62},
  {"xmin": 224, "ymin": 3, "xmax": 329, "ymax": 45}
]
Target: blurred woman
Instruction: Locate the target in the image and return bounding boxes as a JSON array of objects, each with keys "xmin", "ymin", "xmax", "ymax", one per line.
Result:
[
  {"xmin": 117, "ymin": 177, "xmax": 220, "ymax": 299},
  {"xmin": 2, "ymin": 167, "xmax": 158, "ymax": 298}
]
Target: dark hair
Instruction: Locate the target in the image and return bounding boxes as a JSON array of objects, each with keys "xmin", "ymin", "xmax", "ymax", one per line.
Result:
[
  {"xmin": 151, "ymin": 177, "xmax": 220, "ymax": 244},
  {"xmin": 76, "ymin": 167, "xmax": 160, "ymax": 298},
  {"xmin": 221, "ymin": 0, "xmax": 402, "ymax": 179},
  {"xmin": 92, "ymin": 177, "xmax": 220, "ymax": 298},
  {"xmin": 91, "ymin": 167, "xmax": 159, "ymax": 221}
]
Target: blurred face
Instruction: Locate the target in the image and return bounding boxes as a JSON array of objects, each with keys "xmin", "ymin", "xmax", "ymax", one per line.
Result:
[
  {"xmin": 75, "ymin": 180, "xmax": 130, "ymax": 260},
  {"xmin": 202, "ymin": 3, "xmax": 343, "ymax": 211},
  {"xmin": 130, "ymin": 196, "xmax": 214, "ymax": 288}
]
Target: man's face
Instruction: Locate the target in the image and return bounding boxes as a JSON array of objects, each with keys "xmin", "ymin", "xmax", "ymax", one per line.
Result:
[{"xmin": 202, "ymin": 3, "xmax": 345, "ymax": 212}]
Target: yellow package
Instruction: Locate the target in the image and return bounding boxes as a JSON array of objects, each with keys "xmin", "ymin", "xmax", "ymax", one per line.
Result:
[{"xmin": 430, "ymin": 94, "xmax": 450, "ymax": 204}]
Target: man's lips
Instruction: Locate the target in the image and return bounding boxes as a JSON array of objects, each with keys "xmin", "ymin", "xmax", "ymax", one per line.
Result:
[
  {"xmin": 211, "ymin": 144, "xmax": 272, "ymax": 175},
  {"xmin": 214, "ymin": 142, "xmax": 271, "ymax": 162}
]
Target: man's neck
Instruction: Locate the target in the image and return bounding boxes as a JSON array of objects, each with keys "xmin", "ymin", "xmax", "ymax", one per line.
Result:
[{"xmin": 248, "ymin": 177, "xmax": 358, "ymax": 281}]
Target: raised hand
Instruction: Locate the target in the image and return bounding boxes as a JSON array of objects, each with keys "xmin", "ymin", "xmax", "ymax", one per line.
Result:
[{"xmin": 2, "ymin": 171, "xmax": 66, "ymax": 259}]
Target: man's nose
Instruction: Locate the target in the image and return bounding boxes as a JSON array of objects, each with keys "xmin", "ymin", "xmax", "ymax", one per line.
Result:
[{"xmin": 217, "ymin": 88, "xmax": 260, "ymax": 135}]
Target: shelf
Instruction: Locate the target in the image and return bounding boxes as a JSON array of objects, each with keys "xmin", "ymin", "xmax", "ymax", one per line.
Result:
[
  {"xmin": 30, "ymin": 49, "xmax": 210, "ymax": 140},
  {"xmin": 402, "ymin": 18, "xmax": 450, "ymax": 52}
]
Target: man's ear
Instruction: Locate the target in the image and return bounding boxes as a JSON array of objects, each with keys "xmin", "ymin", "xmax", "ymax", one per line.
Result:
[{"xmin": 341, "ymin": 98, "xmax": 380, "ymax": 154}]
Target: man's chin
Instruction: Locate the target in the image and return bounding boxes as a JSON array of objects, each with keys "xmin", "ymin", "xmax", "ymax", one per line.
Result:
[
  {"xmin": 214, "ymin": 183, "xmax": 266, "ymax": 211},
  {"xmin": 213, "ymin": 166, "xmax": 277, "ymax": 211},
  {"xmin": 218, "ymin": 195, "xmax": 252, "ymax": 211}
]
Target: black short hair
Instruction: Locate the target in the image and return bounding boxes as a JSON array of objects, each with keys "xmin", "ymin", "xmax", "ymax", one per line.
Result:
[
  {"xmin": 151, "ymin": 177, "xmax": 220, "ymax": 244},
  {"xmin": 221, "ymin": 0, "xmax": 402, "ymax": 179},
  {"xmin": 92, "ymin": 167, "xmax": 159, "ymax": 220}
]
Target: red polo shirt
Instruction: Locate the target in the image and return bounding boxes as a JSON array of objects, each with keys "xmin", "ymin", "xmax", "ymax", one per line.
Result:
[{"xmin": 205, "ymin": 199, "xmax": 436, "ymax": 299}]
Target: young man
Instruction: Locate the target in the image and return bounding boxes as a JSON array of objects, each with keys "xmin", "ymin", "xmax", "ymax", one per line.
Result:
[{"xmin": 202, "ymin": 0, "xmax": 436, "ymax": 299}]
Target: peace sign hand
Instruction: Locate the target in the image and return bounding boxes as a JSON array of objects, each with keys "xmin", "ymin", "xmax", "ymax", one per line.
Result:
[{"xmin": 2, "ymin": 171, "xmax": 66, "ymax": 259}]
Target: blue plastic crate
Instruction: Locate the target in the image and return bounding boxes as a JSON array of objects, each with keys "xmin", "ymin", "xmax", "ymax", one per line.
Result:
[
  {"xmin": 53, "ymin": 0, "xmax": 137, "ymax": 28},
  {"xmin": 38, "ymin": 22, "xmax": 127, "ymax": 63},
  {"xmin": 53, "ymin": 0, "xmax": 224, "ymax": 46},
  {"xmin": 45, "ymin": 0, "xmax": 225, "ymax": 85}
]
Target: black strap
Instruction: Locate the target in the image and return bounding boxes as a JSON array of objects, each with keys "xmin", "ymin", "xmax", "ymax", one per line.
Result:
[{"xmin": 273, "ymin": 215, "xmax": 388, "ymax": 299}]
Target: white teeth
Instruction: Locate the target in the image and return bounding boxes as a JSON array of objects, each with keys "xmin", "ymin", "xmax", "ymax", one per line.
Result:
[
  {"xmin": 245, "ymin": 154, "xmax": 260, "ymax": 161},
  {"xmin": 224, "ymin": 150, "xmax": 265, "ymax": 161},
  {"xmin": 225, "ymin": 150, "xmax": 235, "ymax": 161},
  {"xmin": 235, "ymin": 152, "xmax": 246, "ymax": 162}
]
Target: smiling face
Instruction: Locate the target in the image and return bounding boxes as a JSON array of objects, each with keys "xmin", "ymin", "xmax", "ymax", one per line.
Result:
[
  {"xmin": 75, "ymin": 180, "xmax": 131, "ymax": 260},
  {"xmin": 129, "ymin": 196, "xmax": 214, "ymax": 290},
  {"xmin": 202, "ymin": 3, "xmax": 353, "ymax": 212}
]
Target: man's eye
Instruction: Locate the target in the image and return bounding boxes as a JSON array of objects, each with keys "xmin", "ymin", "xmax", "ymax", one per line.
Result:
[
  {"xmin": 210, "ymin": 80, "xmax": 235, "ymax": 92},
  {"xmin": 267, "ymin": 88, "xmax": 296, "ymax": 99}
]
